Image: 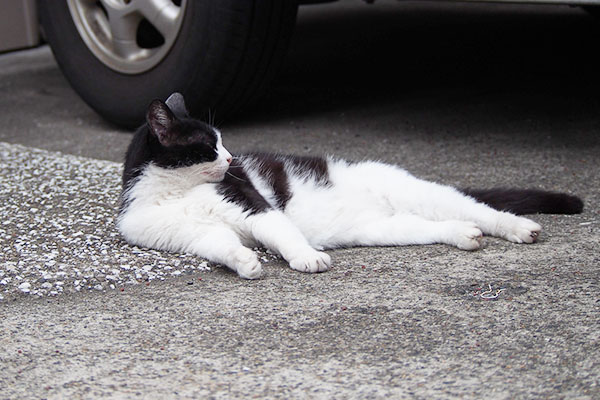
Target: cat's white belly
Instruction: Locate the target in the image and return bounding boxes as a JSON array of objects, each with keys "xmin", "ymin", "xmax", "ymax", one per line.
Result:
[{"xmin": 283, "ymin": 160, "xmax": 418, "ymax": 248}]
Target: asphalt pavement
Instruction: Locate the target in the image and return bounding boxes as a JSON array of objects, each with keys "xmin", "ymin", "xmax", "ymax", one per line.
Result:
[{"xmin": 1, "ymin": 1, "xmax": 599, "ymax": 398}]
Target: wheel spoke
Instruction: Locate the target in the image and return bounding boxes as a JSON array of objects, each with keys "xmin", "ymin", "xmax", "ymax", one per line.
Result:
[
  {"xmin": 109, "ymin": 16, "xmax": 142, "ymax": 58},
  {"xmin": 96, "ymin": 2, "xmax": 142, "ymax": 58},
  {"xmin": 113, "ymin": 38, "xmax": 147, "ymax": 60},
  {"xmin": 107, "ymin": 12, "xmax": 138, "ymax": 40},
  {"xmin": 135, "ymin": 0, "xmax": 183, "ymax": 40},
  {"xmin": 90, "ymin": 7, "xmax": 111, "ymax": 43}
]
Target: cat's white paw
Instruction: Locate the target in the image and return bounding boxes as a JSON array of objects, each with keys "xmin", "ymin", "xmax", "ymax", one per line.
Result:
[
  {"xmin": 233, "ymin": 248, "xmax": 262, "ymax": 279},
  {"xmin": 447, "ymin": 221, "xmax": 483, "ymax": 251},
  {"xmin": 289, "ymin": 250, "xmax": 331, "ymax": 273},
  {"xmin": 503, "ymin": 216, "xmax": 542, "ymax": 244}
]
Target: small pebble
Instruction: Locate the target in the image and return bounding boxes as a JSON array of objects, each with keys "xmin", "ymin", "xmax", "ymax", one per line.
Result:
[{"xmin": 18, "ymin": 282, "xmax": 31, "ymax": 293}]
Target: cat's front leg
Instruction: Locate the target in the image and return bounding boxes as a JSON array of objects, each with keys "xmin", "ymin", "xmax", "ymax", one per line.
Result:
[
  {"xmin": 248, "ymin": 211, "xmax": 331, "ymax": 273},
  {"xmin": 119, "ymin": 206, "xmax": 262, "ymax": 279},
  {"xmin": 228, "ymin": 247, "xmax": 263, "ymax": 280},
  {"xmin": 187, "ymin": 228, "xmax": 263, "ymax": 279}
]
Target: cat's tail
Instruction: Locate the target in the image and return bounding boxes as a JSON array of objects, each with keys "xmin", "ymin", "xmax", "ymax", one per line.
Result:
[{"xmin": 460, "ymin": 188, "xmax": 584, "ymax": 215}]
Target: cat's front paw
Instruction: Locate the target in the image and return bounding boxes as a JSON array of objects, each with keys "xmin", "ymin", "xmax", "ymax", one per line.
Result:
[
  {"xmin": 503, "ymin": 216, "xmax": 542, "ymax": 244},
  {"xmin": 289, "ymin": 250, "xmax": 331, "ymax": 273},
  {"xmin": 233, "ymin": 248, "xmax": 262, "ymax": 279}
]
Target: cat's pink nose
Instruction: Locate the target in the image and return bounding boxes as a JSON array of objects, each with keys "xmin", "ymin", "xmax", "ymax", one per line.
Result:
[{"xmin": 226, "ymin": 156, "xmax": 232, "ymax": 164}]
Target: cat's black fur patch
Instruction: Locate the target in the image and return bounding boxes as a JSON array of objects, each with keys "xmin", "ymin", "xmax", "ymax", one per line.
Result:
[
  {"xmin": 217, "ymin": 158, "xmax": 271, "ymax": 214},
  {"xmin": 217, "ymin": 153, "xmax": 331, "ymax": 213},
  {"xmin": 284, "ymin": 154, "xmax": 331, "ymax": 186},
  {"xmin": 250, "ymin": 153, "xmax": 292, "ymax": 209},
  {"xmin": 461, "ymin": 188, "xmax": 584, "ymax": 215}
]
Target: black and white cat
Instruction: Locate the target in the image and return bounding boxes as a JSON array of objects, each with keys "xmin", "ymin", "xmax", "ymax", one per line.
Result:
[{"xmin": 117, "ymin": 93, "xmax": 583, "ymax": 279}]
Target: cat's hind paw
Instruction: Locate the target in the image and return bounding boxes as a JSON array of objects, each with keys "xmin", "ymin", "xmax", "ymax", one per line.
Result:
[
  {"xmin": 289, "ymin": 250, "xmax": 331, "ymax": 273},
  {"xmin": 233, "ymin": 248, "xmax": 263, "ymax": 279},
  {"xmin": 503, "ymin": 217, "xmax": 542, "ymax": 244}
]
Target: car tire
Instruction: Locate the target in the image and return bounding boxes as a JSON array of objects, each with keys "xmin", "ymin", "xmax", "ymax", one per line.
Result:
[
  {"xmin": 37, "ymin": 0, "xmax": 299, "ymax": 128},
  {"xmin": 584, "ymin": 6, "xmax": 600, "ymax": 17}
]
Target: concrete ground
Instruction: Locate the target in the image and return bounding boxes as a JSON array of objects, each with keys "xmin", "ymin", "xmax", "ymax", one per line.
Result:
[{"xmin": 1, "ymin": 1, "xmax": 599, "ymax": 398}]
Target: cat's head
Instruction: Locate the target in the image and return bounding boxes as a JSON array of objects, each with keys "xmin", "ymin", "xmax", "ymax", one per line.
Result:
[{"xmin": 145, "ymin": 93, "xmax": 232, "ymax": 183}]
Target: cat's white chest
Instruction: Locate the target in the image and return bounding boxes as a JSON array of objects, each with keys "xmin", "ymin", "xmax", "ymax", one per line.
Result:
[{"xmin": 124, "ymin": 166, "xmax": 249, "ymax": 227}]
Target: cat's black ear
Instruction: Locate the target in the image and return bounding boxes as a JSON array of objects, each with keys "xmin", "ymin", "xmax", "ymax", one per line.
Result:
[
  {"xmin": 165, "ymin": 92, "xmax": 189, "ymax": 119},
  {"xmin": 146, "ymin": 99, "xmax": 177, "ymax": 146}
]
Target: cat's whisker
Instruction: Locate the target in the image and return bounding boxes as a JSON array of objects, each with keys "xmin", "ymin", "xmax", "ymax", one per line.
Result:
[
  {"xmin": 226, "ymin": 171, "xmax": 247, "ymax": 182},
  {"xmin": 206, "ymin": 108, "xmax": 221, "ymax": 128},
  {"xmin": 212, "ymin": 110, "xmax": 223, "ymax": 129}
]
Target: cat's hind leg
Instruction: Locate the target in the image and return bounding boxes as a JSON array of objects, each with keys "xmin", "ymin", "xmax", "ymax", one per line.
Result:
[
  {"xmin": 384, "ymin": 178, "xmax": 542, "ymax": 244},
  {"xmin": 338, "ymin": 214, "xmax": 483, "ymax": 250},
  {"xmin": 418, "ymin": 185, "xmax": 542, "ymax": 244},
  {"xmin": 481, "ymin": 211, "xmax": 541, "ymax": 243}
]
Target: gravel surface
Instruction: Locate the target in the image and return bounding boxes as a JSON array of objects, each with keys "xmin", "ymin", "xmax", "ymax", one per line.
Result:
[{"xmin": 0, "ymin": 143, "xmax": 222, "ymax": 301}]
